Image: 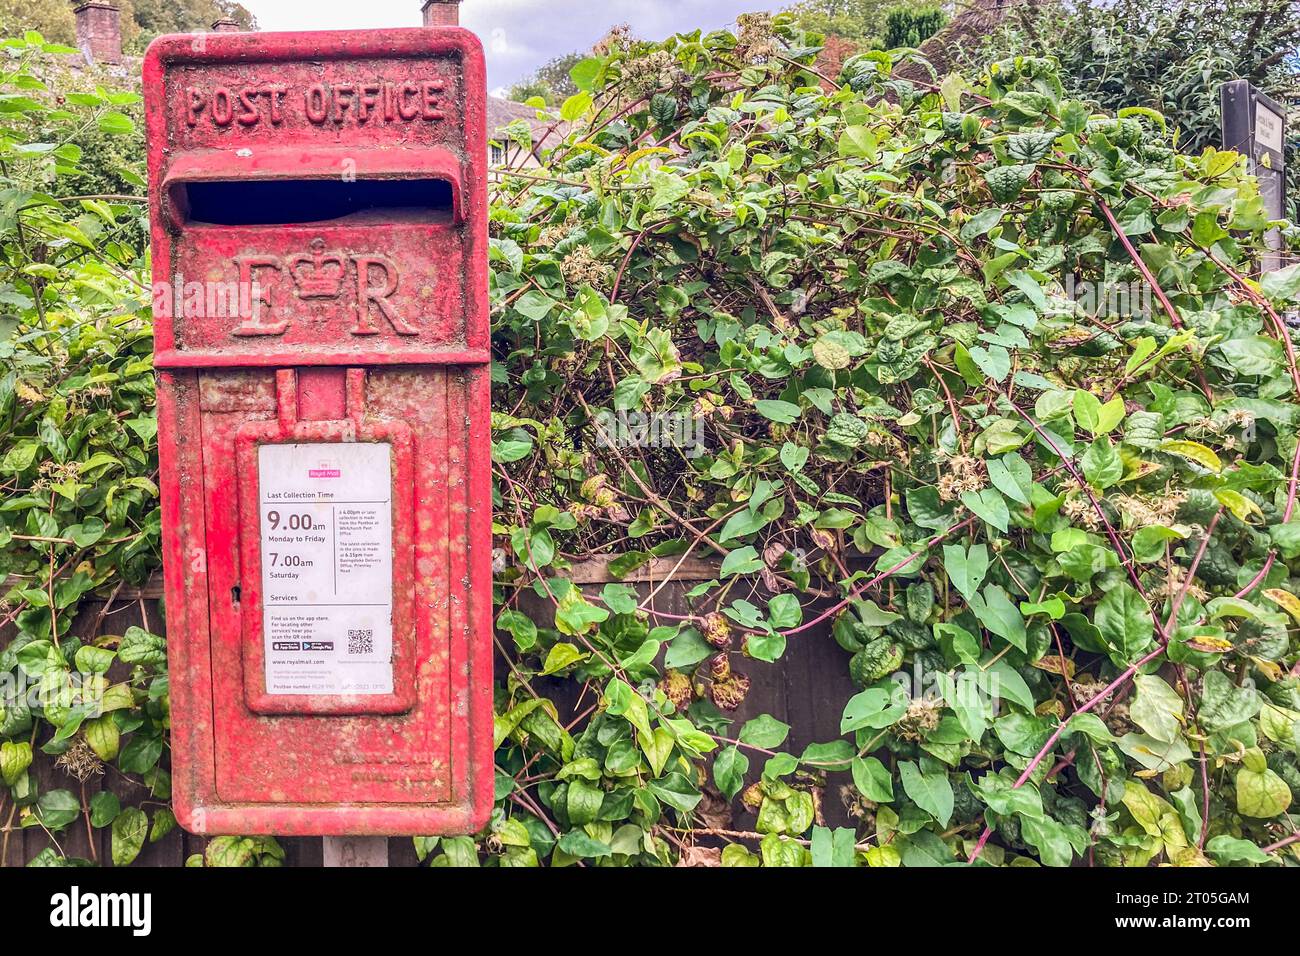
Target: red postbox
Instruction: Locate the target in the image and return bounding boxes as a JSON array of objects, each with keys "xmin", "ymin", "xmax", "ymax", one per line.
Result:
[{"xmin": 145, "ymin": 28, "xmax": 493, "ymax": 835}]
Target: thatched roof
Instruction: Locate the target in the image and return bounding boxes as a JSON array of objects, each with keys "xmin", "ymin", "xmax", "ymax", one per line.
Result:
[{"xmin": 893, "ymin": 0, "xmax": 1022, "ymax": 83}]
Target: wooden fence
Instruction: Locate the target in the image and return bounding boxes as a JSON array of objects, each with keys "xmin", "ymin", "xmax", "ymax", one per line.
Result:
[{"xmin": 4, "ymin": 558, "xmax": 856, "ymax": 866}]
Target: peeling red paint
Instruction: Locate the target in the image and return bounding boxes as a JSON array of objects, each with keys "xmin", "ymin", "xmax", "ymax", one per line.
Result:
[{"xmin": 148, "ymin": 28, "xmax": 493, "ymax": 836}]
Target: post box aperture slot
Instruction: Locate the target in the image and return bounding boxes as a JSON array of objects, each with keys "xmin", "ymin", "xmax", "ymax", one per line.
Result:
[{"xmin": 176, "ymin": 177, "xmax": 455, "ymax": 227}]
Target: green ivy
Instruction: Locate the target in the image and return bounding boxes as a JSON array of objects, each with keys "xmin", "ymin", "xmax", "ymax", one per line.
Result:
[{"xmin": 483, "ymin": 18, "xmax": 1300, "ymax": 867}]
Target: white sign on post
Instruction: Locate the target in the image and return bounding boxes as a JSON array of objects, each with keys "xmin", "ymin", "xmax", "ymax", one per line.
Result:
[
  {"xmin": 1257, "ymin": 103, "xmax": 1285, "ymax": 155},
  {"xmin": 257, "ymin": 442, "xmax": 394, "ymax": 696}
]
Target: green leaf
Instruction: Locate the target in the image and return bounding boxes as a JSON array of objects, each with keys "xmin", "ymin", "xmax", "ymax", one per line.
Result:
[
  {"xmin": 74, "ymin": 644, "xmax": 115, "ymax": 674},
  {"xmin": 648, "ymin": 771, "xmax": 703, "ymax": 813},
  {"xmin": 554, "ymin": 587, "xmax": 609, "ymax": 636},
  {"xmin": 1199, "ymin": 669, "xmax": 1260, "ymax": 732},
  {"xmin": 739, "ymin": 714, "xmax": 790, "ymax": 749},
  {"xmin": 780, "ymin": 442, "xmax": 809, "ymax": 472},
  {"xmin": 1205, "ymin": 835, "xmax": 1273, "ymax": 865},
  {"xmin": 569, "ymin": 56, "xmax": 602, "ymax": 92},
  {"xmin": 540, "ymin": 642, "xmax": 587, "ymax": 676},
  {"xmin": 767, "ymin": 593, "xmax": 802, "ymax": 630},
  {"xmin": 969, "ymin": 585, "xmax": 1027, "ymax": 650},
  {"xmin": 841, "ymin": 685, "xmax": 908, "ymax": 733},
  {"xmin": 986, "ymin": 454, "xmax": 1032, "ymax": 505},
  {"xmin": 838, "ymin": 125, "xmax": 876, "ymax": 158},
  {"xmin": 755, "ymin": 399, "xmax": 802, "ymax": 424},
  {"xmin": 960, "ymin": 487, "xmax": 1010, "ymax": 532},
  {"xmin": 801, "ymin": 740, "xmax": 855, "ymax": 771},
  {"xmin": 746, "ymin": 631, "xmax": 787, "ymax": 663},
  {"xmin": 118, "ymin": 627, "xmax": 167, "ymax": 666},
  {"xmin": 967, "ymin": 344, "xmax": 1011, "ymax": 382},
  {"xmin": 111, "ymin": 807, "xmax": 148, "ymax": 866},
  {"xmin": 1130, "ymin": 673, "xmax": 1184, "ymax": 743},
  {"xmin": 35, "ymin": 789, "xmax": 80, "ymax": 831},
  {"xmin": 1081, "ymin": 436, "xmax": 1123, "ymax": 488},
  {"xmin": 713, "ymin": 746, "xmax": 749, "ymax": 800},
  {"xmin": 89, "ymin": 791, "xmax": 120, "ymax": 828},
  {"xmin": 1236, "ymin": 766, "xmax": 1292, "ymax": 818},
  {"xmin": 664, "ymin": 628, "xmax": 711, "ymax": 669},
  {"xmin": 898, "ymin": 761, "xmax": 953, "ymax": 827},
  {"xmin": 556, "ymin": 830, "xmax": 613, "ymax": 859},
  {"xmin": 559, "ymin": 91, "xmax": 593, "ymax": 122},
  {"xmin": 720, "ymin": 546, "xmax": 764, "ymax": 577},
  {"xmin": 942, "ymin": 542, "xmax": 989, "ymax": 601},
  {"xmin": 810, "ymin": 826, "xmax": 858, "ymax": 867},
  {"xmin": 851, "ymin": 756, "xmax": 894, "ymax": 802},
  {"xmin": 1073, "ymin": 390, "xmax": 1125, "ymax": 435},
  {"xmin": 118, "ymin": 733, "xmax": 163, "ymax": 774},
  {"xmin": 0, "ymin": 740, "xmax": 32, "ymax": 786},
  {"xmin": 1020, "ymin": 814, "xmax": 1082, "ymax": 867},
  {"xmin": 1094, "ymin": 583, "xmax": 1155, "ymax": 665},
  {"xmin": 1260, "ymin": 261, "xmax": 1300, "ymax": 302},
  {"xmin": 97, "ymin": 111, "xmax": 135, "ymax": 135},
  {"xmin": 1117, "ymin": 732, "xmax": 1194, "ymax": 772}
]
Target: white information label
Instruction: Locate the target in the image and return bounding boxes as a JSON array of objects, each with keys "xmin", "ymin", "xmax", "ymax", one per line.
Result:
[
  {"xmin": 1256, "ymin": 103, "xmax": 1285, "ymax": 155},
  {"xmin": 258, "ymin": 442, "xmax": 394, "ymax": 696}
]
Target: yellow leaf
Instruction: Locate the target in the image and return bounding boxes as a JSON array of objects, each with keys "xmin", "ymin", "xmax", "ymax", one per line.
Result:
[
  {"xmin": 1160, "ymin": 440, "xmax": 1222, "ymax": 473},
  {"xmin": 1032, "ymin": 655, "xmax": 1076, "ymax": 679},
  {"xmin": 1186, "ymin": 635, "xmax": 1233, "ymax": 654},
  {"xmin": 1263, "ymin": 588, "xmax": 1300, "ymax": 625},
  {"xmin": 1214, "ymin": 488, "xmax": 1262, "ymax": 522},
  {"xmin": 864, "ymin": 845, "xmax": 901, "ymax": 867}
]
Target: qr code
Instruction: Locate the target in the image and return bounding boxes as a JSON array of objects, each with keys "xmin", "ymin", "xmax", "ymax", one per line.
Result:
[{"xmin": 347, "ymin": 629, "xmax": 374, "ymax": 655}]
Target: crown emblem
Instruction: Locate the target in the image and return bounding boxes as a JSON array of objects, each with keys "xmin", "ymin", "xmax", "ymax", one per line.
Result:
[{"xmin": 289, "ymin": 238, "xmax": 346, "ymax": 299}]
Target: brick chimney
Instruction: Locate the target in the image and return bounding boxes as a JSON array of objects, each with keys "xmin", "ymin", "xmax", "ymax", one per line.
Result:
[
  {"xmin": 75, "ymin": 2, "xmax": 122, "ymax": 65},
  {"xmin": 422, "ymin": 0, "xmax": 462, "ymax": 27},
  {"xmin": 212, "ymin": 18, "xmax": 242, "ymax": 33}
]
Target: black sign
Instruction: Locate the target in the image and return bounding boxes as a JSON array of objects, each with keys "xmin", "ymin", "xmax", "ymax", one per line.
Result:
[{"xmin": 1222, "ymin": 79, "xmax": 1288, "ymax": 266}]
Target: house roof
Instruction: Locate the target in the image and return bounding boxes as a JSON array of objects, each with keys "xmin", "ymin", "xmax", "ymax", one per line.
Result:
[
  {"xmin": 487, "ymin": 95, "xmax": 540, "ymax": 134},
  {"xmin": 487, "ymin": 94, "xmax": 573, "ymax": 151}
]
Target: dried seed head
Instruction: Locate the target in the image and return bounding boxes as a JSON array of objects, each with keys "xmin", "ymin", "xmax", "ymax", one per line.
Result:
[{"xmin": 56, "ymin": 739, "xmax": 104, "ymax": 782}]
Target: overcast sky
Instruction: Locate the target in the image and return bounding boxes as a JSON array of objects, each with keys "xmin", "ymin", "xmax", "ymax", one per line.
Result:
[{"xmin": 241, "ymin": 0, "xmax": 775, "ymax": 93}]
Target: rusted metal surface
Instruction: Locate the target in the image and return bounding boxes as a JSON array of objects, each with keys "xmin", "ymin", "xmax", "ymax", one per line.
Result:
[{"xmin": 147, "ymin": 28, "xmax": 493, "ymax": 837}]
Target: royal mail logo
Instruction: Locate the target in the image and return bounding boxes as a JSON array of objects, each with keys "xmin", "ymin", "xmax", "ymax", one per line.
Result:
[
  {"xmin": 232, "ymin": 237, "xmax": 420, "ymax": 338},
  {"xmin": 309, "ymin": 461, "xmax": 342, "ymax": 479}
]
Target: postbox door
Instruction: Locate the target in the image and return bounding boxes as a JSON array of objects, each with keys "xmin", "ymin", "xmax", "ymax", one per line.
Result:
[{"xmin": 196, "ymin": 366, "xmax": 473, "ymax": 807}]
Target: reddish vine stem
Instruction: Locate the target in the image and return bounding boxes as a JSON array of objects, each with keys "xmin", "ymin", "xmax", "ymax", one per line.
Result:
[
  {"xmin": 1261, "ymin": 830, "xmax": 1300, "ymax": 855},
  {"xmin": 967, "ymin": 643, "xmax": 1169, "ymax": 865},
  {"xmin": 780, "ymin": 515, "xmax": 980, "ymax": 639},
  {"xmin": 1007, "ymin": 399, "xmax": 1172, "ymax": 643}
]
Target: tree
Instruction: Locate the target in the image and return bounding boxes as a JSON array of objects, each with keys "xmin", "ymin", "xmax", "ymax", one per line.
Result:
[
  {"xmin": 785, "ymin": 0, "xmax": 896, "ymax": 44},
  {"xmin": 882, "ymin": 5, "xmax": 947, "ymax": 49},
  {"xmin": 131, "ymin": 0, "xmax": 256, "ymax": 41},
  {"xmin": 0, "ymin": 0, "xmax": 76, "ymax": 44},
  {"xmin": 0, "ymin": 0, "xmax": 256, "ymax": 52},
  {"xmin": 970, "ymin": 0, "xmax": 1300, "ymax": 157},
  {"xmin": 506, "ymin": 51, "xmax": 586, "ymax": 106}
]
